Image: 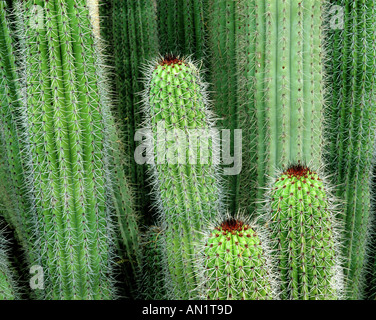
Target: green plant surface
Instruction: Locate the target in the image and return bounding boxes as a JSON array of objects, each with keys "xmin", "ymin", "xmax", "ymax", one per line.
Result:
[
  {"xmin": 157, "ymin": 0, "xmax": 206, "ymax": 61},
  {"xmin": 226, "ymin": 0, "xmax": 325, "ymax": 216},
  {"xmin": 138, "ymin": 225, "xmax": 167, "ymax": 300},
  {"xmin": 15, "ymin": 0, "xmax": 125, "ymax": 300},
  {"xmin": 325, "ymin": 0, "xmax": 376, "ymax": 300},
  {"xmin": 142, "ymin": 55, "xmax": 223, "ymax": 299},
  {"xmin": 264, "ymin": 164, "xmax": 344, "ymax": 300},
  {"xmin": 0, "ymin": 228, "xmax": 19, "ymax": 300},
  {"xmin": 197, "ymin": 215, "xmax": 278, "ymax": 300},
  {"xmin": 0, "ymin": 0, "xmax": 33, "ymax": 262},
  {"xmin": 99, "ymin": 0, "xmax": 159, "ymax": 222}
]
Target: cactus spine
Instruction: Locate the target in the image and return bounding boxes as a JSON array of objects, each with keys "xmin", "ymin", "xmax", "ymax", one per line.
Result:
[
  {"xmin": 197, "ymin": 215, "xmax": 277, "ymax": 300},
  {"xmin": 142, "ymin": 55, "xmax": 222, "ymax": 299},
  {"xmin": 264, "ymin": 165, "xmax": 344, "ymax": 300},
  {"xmin": 325, "ymin": 0, "xmax": 376, "ymax": 300},
  {"xmin": 234, "ymin": 0, "xmax": 326, "ymax": 215},
  {"xmin": 15, "ymin": 0, "xmax": 124, "ymax": 299}
]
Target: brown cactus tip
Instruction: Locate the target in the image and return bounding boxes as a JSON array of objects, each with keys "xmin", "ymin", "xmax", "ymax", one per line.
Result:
[
  {"xmin": 217, "ymin": 218, "xmax": 249, "ymax": 234},
  {"xmin": 283, "ymin": 163, "xmax": 316, "ymax": 179},
  {"xmin": 158, "ymin": 54, "xmax": 185, "ymax": 68}
]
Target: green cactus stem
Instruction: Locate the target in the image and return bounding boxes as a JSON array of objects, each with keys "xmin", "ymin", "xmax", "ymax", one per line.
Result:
[
  {"xmin": 106, "ymin": 114, "xmax": 142, "ymax": 298},
  {"xmin": 15, "ymin": 0, "xmax": 127, "ymax": 300},
  {"xmin": 264, "ymin": 164, "xmax": 344, "ymax": 300},
  {"xmin": 157, "ymin": 0, "xmax": 206, "ymax": 61},
  {"xmin": 138, "ymin": 225, "xmax": 167, "ymax": 300},
  {"xmin": 0, "ymin": 228, "xmax": 19, "ymax": 300},
  {"xmin": 99, "ymin": 0, "xmax": 159, "ymax": 223},
  {"xmin": 324, "ymin": 0, "xmax": 376, "ymax": 300},
  {"xmin": 0, "ymin": 0, "xmax": 34, "ymax": 262},
  {"xmin": 142, "ymin": 55, "xmax": 223, "ymax": 299},
  {"xmin": 217, "ymin": 0, "xmax": 325, "ymax": 216},
  {"xmin": 207, "ymin": 0, "xmax": 238, "ymax": 213},
  {"xmin": 197, "ymin": 214, "xmax": 277, "ymax": 300}
]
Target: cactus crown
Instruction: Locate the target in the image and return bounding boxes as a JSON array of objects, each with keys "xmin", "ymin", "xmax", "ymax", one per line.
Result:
[
  {"xmin": 158, "ymin": 54, "xmax": 185, "ymax": 67},
  {"xmin": 195, "ymin": 212, "xmax": 280, "ymax": 300}
]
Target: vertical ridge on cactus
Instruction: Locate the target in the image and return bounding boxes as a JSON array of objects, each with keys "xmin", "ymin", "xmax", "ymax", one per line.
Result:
[
  {"xmin": 235, "ymin": 0, "xmax": 325, "ymax": 216},
  {"xmin": 14, "ymin": 0, "xmax": 122, "ymax": 300},
  {"xmin": 196, "ymin": 213, "xmax": 278, "ymax": 300},
  {"xmin": 142, "ymin": 55, "xmax": 223, "ymax": 299},
  {"xmin": 263, "ymin": 164, "xmax": 344, "ymax": 300},
  {"xmin": 325, "ymin": 0, "xmax": 376, "ymax": 300}
]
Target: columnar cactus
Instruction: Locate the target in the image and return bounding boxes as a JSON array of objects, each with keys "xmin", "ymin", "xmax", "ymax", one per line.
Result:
[
  {"xmin": 0, "ymin": 0, "xmax": 33, "ymax": 261},
  {"xmin": 157, "ymin": 0, "xmax": 206, "ymax": 61},
  {"xmin": 325, "ymin": 0, "xmax": 376, "ymax": 300},
  {"xmin": 99, "ymin": 0, "xmax": 159, "ymax": 222},
  {"xmin": 14, "ymin": 0, "xmax": 131, "ymax": 299},
  {"xmin": 210, "ymin": 0, "xmax": 326, "ymax": 215},
  {"xmin": 264, "ymin": 164, "xmax": 344, "ymax": 300},
  {"xmin": 207, "ymin": 0, "xmax": 238, "ymax": 213},
  {"xmin": 142, "ymin": 55, "xmax": 223, "ymax": 299},
  {"xmin": 196, "ymin": 214, "xmax": 278, "ymax": 300},
  {"xmin": 138, "ymin": 225, "xmax": 167, "ymax": 300},
  {"xmin": 106, "ymin": 114, "xmax": 142, "ymax": 298},
  {"xmin": 0, "ymin": 228, "xmax": 19, "ymax": 300}
]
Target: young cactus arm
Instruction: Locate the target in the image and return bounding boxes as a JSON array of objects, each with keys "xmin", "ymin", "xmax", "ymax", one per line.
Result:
[
  {"xmin": 197, "ymin": 216, "xmax": 277, "ymax": 300},
  {"xmin": 143, "ymin": 55, "xmax": 223, "ymax": 299},
  {"xmin": 265, "ymin": 165, "xmax": 344, "ymax": 300}
]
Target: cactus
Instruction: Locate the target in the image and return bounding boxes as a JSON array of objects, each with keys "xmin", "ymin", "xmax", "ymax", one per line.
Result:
[
  {"xmin": 0, "ymin": 228, "xmax": 19, "ymax": 300},
  {"xmin": 106, "ymin": 114, "xmax": 142, "ymax": 298},
  {"xmin": 0, "ymin": 0, "xmax": 34, "ymax": 262},
  {"xmin": 138, "ymin": 225, "xmax": 167, "ymax": 300},
  {"xmin": 14, "ymin": 0, "xmax": 129, "ymax": 300},
  {"xmin": 324, "ymin": 0, "xmax": 376, "ymax": 300},
  {"xmin": 264, "ymin": 164, "xmax": 344, "ymax": 300},
  {"xmin": 208, "ymin": 0, "xmax": 326, "ymax": 215},
  {"xmin": 142, "ymin": 55, "xmax": 223, "ymax": 299},
  {"xmin": 99, "ymin": 0, "xmax": 159, "ymax": 223},
  {"xmin": 157, "ymin": 0, "xmax": 207, "ymax": 61},
  {"xmin": 207, "ymin": 0, "xmax": 238, "ymax": 213},
  {"xmin": 196, "ymin": 214, "xmax": 278, "ymax": 300}
]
